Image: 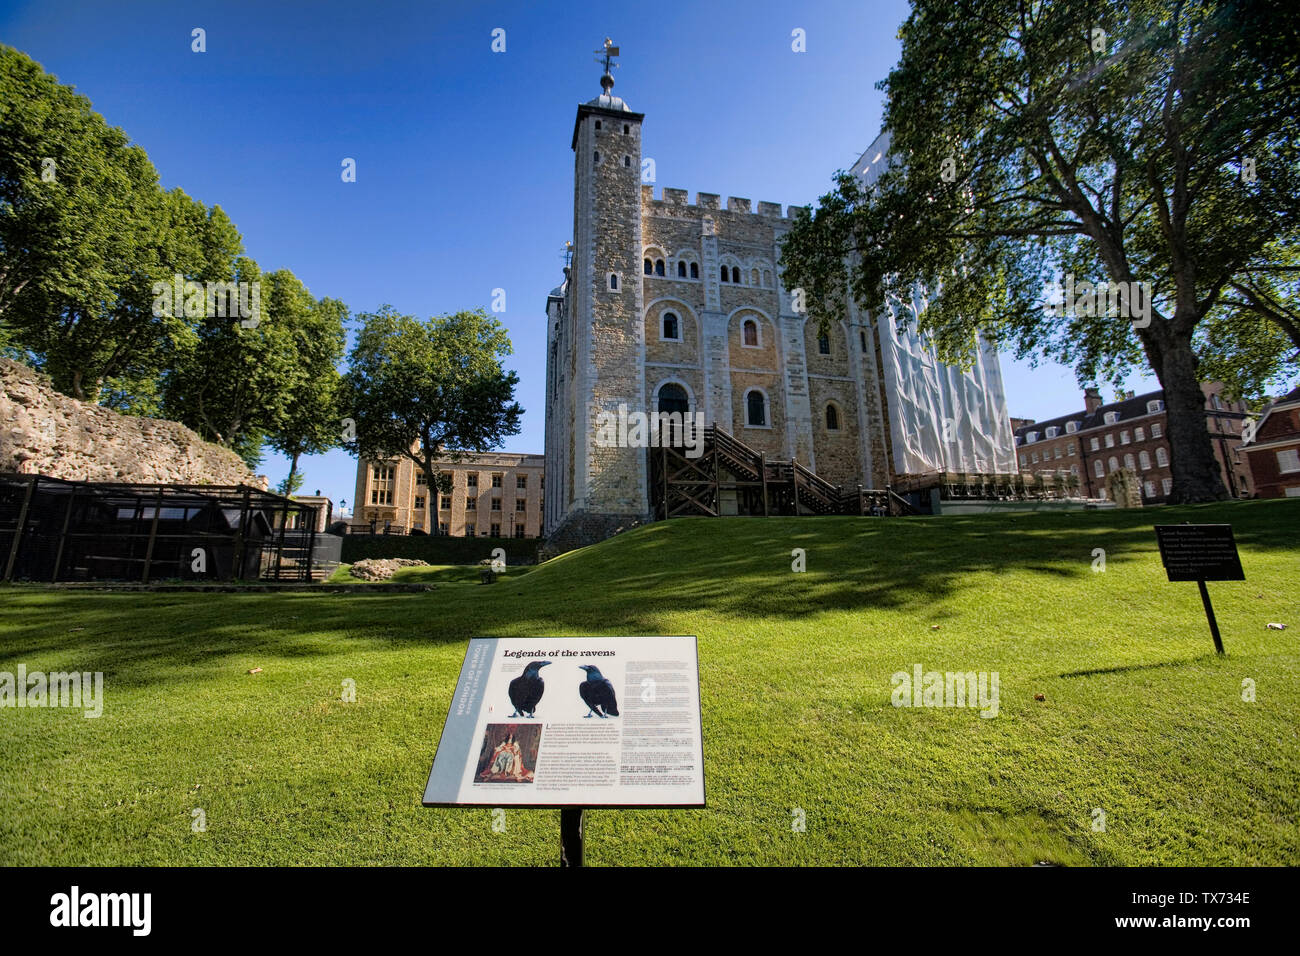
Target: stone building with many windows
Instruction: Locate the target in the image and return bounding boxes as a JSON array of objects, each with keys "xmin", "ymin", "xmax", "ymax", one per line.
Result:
[
  {"xmin": 543, "ymin": 62, "xmax": 1016, "ymax": 547},
  {"xmin": 351, "ymin": 452, "xmax": 544, "ymax": 537}
]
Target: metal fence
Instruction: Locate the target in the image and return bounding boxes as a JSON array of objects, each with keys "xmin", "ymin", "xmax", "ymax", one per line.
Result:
[{"xmin": 0, "ymin": 474, "xmax": 324, "ymax": 583}]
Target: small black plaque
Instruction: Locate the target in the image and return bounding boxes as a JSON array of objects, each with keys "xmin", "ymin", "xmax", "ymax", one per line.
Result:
[{"xmin": 1154, "ymin": 524, "xmax": 1245, "ymax": 582}]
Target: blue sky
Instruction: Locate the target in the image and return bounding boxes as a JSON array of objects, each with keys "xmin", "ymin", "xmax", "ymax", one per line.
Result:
[{"xmin": 1, "ymin": 0, "xmax": 1158, "ymax": 512}]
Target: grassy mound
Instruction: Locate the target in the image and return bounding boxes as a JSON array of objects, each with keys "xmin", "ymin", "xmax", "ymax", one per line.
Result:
[{"xmin": 1, "ymin": 500, "xmax": 1296, "ymax": 865}]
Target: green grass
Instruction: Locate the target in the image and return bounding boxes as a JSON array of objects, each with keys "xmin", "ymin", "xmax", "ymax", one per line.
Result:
[
  {"xmin": 324, "ymin": 563, "xmax": 533, "ymax": 585},
  {"xmin": 1, "ymin": 500, "xmax": 1297, "ymax": 866}
]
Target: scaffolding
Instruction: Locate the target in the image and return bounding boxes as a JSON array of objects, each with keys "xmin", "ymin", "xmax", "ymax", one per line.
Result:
[{"xmin": 0, "ymin": 475, "xmax": 324, "ymax": 583}]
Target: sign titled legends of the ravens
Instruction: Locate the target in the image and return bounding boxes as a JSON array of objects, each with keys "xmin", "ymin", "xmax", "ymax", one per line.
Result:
[{"xmin": 423, "ymin": 636, "xmax": 705, "ymax": 808}]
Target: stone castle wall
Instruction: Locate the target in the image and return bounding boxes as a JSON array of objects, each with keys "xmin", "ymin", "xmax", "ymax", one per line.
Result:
[{"xmin": 0, "ymin": 357, "xmax": 264, "ymax": 487}]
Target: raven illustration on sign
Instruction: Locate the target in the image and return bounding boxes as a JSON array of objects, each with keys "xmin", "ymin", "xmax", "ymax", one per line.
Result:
[
  {"xmin": 508, "ymin": 660, "xmax": 550, "ymax": 718},
  {"xmin": 577, "ymin": 664, "xmax": 619, "ymax": 718}
]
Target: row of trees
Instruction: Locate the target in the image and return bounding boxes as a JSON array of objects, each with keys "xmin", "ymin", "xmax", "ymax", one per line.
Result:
[
  {"xmin": 781, "ymin": 0, "xmax": 1299, "ymax": 503},
  {"xmin": 0, "ymin": 46, "xmax": 348, "ymax": 483},
  {"xmin": 1, "ymin": 47, "xmax": 523, "ymax": 500}
]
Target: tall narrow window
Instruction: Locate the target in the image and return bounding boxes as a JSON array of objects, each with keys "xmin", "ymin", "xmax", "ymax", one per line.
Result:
[
  {"xmin": 720, "ymin": 265, "xmax": 729, "ymax": 282},
  {"xmin": 732, "ymin": 267, "xmax": 741, "ymax": 284},
  {"xmin": 860, "ymin": 330, "xmax": 868, "ymax": 352},
  {"xmin": 826, "ymin": 405, "xmax": 839, "ymax": 430},
  {"xmin": 677, "ymin": 261, "xmax": 686, "ymax": 277},
  {"xmin": 655, "ymin": 259, "xmax": 665, "ymax": 276},
  {"xmin": 746, "ymin": 391, "xmax": 766, "ymax": 427},
  {"xmin": 609, "ymin": 273, "xmax": 618, "ymax": 291},
  {"xmin": 644, "ymin": 258, "xmax": 653, "ymax": 275},
  {"xmin": 743, "ymin": 319, "xmax": 758, "ymax": 346},
  {"xmin": 818, "ymin": 332, "xmax": 830, "ymax": 355},
  {"xmin": 662, "ymin": 312, "xmax": 679, "ymax": 340},
  {"xmin": 690, "ymin": 263, "xmax": 699, "ymax": 279}
]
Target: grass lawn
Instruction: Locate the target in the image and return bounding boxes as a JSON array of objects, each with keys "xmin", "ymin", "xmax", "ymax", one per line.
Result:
[
  {"xmin": 325, "ymin": 563, "xmax": 533, "ymax": 585},
  {"xmin": 1, "ymin": 499, "xmax": 1297, "ymax": 866}
]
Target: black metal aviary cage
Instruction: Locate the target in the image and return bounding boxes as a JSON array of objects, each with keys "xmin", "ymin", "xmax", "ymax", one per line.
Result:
[{"xmin": 0, "ymin": 475, "xmax": 331, "ymax": 583}]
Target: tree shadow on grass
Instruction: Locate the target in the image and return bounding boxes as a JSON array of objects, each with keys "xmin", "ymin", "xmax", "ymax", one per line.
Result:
[{"xmin": 0, "ymin": 499, "xmax": 1292, "ymax": 691}]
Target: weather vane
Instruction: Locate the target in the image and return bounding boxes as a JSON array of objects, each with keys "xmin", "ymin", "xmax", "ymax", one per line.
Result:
[
  {"xmin": 560, "ymin": 241, "xmax": 573, "ymax": 268},
  {"xmin": 594, "ymin": 37, "xmax": 620, "ymax": 78}
]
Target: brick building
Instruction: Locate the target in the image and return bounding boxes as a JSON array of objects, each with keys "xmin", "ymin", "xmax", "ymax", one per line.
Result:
[
  {"xmin": 352, "ymin": 452, "xmax": 544, "ymax": 537},
  {"xmin": 1012, "ymin": 383, "xmax": 1253, "ymax": 503},
  {"xmin": 543, "ymin": 55, "xmax": 1015, "ymax": 546},
  {"xmin": 1241, "ymin": 385, "xmax": 1300, "ymax": 498}
]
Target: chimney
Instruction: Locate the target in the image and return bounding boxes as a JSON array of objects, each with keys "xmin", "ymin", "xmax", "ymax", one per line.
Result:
[{"xmin": 1084, "ymin": 387, "xmax": 1103, "ymax": 414}]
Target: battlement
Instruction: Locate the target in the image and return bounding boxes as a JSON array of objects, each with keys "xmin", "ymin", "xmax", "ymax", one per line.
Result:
[{"xmin": 641, "ymin": 184, "xmax": 802, "ymax": 218}]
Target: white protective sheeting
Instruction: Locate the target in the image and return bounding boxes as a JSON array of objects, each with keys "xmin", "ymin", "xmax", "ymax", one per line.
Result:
[
  {"xmin": 854, "ymin": 131, "xmax": 1018, "ymax": 476},
  {"xmin": 877, "ymin": 288, "xmax": 1018, "ymax": 476}
]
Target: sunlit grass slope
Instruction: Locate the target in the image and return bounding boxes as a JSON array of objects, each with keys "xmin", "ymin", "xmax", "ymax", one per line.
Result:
[{"xmin": 1, "ymin": 500, "xmax": 1296, "ymax": 865}]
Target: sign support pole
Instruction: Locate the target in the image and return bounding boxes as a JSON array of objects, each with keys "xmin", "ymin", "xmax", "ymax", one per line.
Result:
[
  {"xmin": 560, "ymin": 808, "xmax": 584, "ymax": 867},
  {"xmin": 1197, "ymin": 579, "xmax": 1226, "ymax": 655}
]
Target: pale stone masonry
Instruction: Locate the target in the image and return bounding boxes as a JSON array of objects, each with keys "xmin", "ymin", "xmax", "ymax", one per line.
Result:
[
  {"xmin": 544, "ymin": 66, "xmax": 1017, "ymax": 547},
  {"xmin": 352, "ymin": 451, "xmax": 544, "ymax": 538}
]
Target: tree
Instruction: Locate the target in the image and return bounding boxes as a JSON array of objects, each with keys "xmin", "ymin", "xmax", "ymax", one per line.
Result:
[
  {"xmin": 342, "ymin": 307, "xmax": 523, "ymax": 528},
  {"xmin": 0, "ymin": 48, "xmax": 234, "ymax": 400},
  {"xmin": 162, "ymin": 262, "xmax": 304, "ymax": 459},
  {"xmin": 780, "ymin": 0, "xmax": 1300, "ymax": 503},
  {"xmin": 265, "ymin": 296, "xmax": 348, "ymax": 494}
]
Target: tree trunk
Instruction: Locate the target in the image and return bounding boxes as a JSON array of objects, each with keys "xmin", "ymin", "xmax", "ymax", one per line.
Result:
[{"xmin": 1154, "ymin": 332, "xmax": 1229, "ymax": 504}]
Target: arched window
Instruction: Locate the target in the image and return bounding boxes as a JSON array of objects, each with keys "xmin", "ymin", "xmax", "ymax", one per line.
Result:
[
  {"xmin": 662, "ymin": 312, "xmax": 679, "ymax": 340},
  {"xmin": 1124, "ymin": 453, "xmax": 1135, "ymax": 471},
  {"xmin": 818, "ymin": 332, "xmax": 830, "ymax": 355},
  {"xmin": 751, "ymin": 269, "xmax": 759, "ymax": 285},
  {"xmin": 1134, "ymin": 426, "xmax": 1145, "ymax": 441},
  {"xmin": 1139, "ymin": 450, "xmax": 1151, "ymax": 470},
  {"xmin": 644, "ymin": 259, "xmax": 653, "ymax": 275},
  {"xmin": 746, "ymin": 390, "xmax": 767, "ymax": 427},
  {"xmin": 720, "ymin": 265, "xmax": 729, "ymax": 282},
  {"xmin": 623, "ymin": 155, "xmax": 631, "ymax": 167},
  {"xmin": 677, "ymin": 262, "xmax": 686, "ymax": 277},
  {"xmin": 1155, "ymin": 446, "xmax": 1168, "ymax": 467},
  {"xmin": 860, "ymin": 330, "xmax": 868, "ymax": 352},
  {"xmin": 1094, "ymin": 459, "xmax": 1104, "ymax": 478},
  {"xmin": 594, "ymin": 151, "xmax": 600, "ymax": 164},
  {"xmin": 731, "ymin": 266, "xmax": 741, "ymax": 284},
  {"xmin": 763, "ymin": 270, "xmax": 772, "ymax": 287},
  {"xmin": 608, "ymin": 273, "xmax": 618, "ymax": 291},
  {"xmin": 690, "ymin": 263, "xmax": 699, "ymax": 279},
  {"xmin": 826, "ymin": 404, "xmax": 840, "ymax": 430},
  {"xmin": 742, "ymin": 319, "xmax": 758, "ymax": 347},
  {"xmin": 1108, "ymin": 456, "xmax": 1119, "ymax": 472},
  {"xmin": 655, "ymin": 259, "xmax": 665, "ymax": 276}
]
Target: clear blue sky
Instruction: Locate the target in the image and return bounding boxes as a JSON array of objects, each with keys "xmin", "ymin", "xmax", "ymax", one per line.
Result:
[{"xmin": 1, "ymin": 0, "xmax": 1157, "ymax": 512}]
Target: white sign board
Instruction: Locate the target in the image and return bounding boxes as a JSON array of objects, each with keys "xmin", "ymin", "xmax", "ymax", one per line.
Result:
[{"xmin": 422, "ymin": 636, "xmax": 705, "ymax": 808}]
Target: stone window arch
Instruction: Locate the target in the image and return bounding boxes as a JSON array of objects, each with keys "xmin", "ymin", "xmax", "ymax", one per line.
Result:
[
  {"xmin": 661, "ymin": 311, "xmax": 680, "ymax": 341},
  {"xmin": 608, "ymin": 272, "xmax": 619, "ymax": 291},
  {"xmin": 720, "ymin": 265, "xmax": 729, "ymax": 282},
  {"xmin": 677, "ymin": 261, "xmax": 687, "ymax": 277},
  {"xmin": 732, "ymin": 266, "xmax": 741, "ymax": 284},
  {"xmin": 690, "ymin": 262, "xmax": 699, "ymax": 279},
  {"xmin": 825, "ymin": 403, "xmax": 841, "ymax": 431},
  {"xmin": 742, "ymin": 318, "xmax": 759, "ymax": 347},
  {"xmin": 818, "ymin": 331, "xmax": 831, "ymax": 355},
  {"xmin": 655, "ymin": 259, "xmax": 665, "ymax": 276}
]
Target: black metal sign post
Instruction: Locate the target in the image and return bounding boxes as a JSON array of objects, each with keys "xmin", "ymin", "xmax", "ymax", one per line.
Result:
[
  {"xmin": 1196, "ymin": 580, "xmax": 1225, "ymax": 656},
  {"xmin": 1154, "ymin": 523, "xmax": 1245, "ymax": 656},
  {"xmin": 560, "ymin": 808, "xmax": 584, "ymax": 867}
]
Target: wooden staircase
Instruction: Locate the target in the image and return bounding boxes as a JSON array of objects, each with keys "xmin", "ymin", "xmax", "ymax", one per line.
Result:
[{"xmin": 649, "ymin": 424, "xmax": 919, "ymax": 520}]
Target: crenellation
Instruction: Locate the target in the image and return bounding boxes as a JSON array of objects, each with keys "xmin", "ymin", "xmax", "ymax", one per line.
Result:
[
  {"xmin": 696, "ymin": 192, "xmax": 720, "ymax": 209},
  {"xmin": 726, "ymin": 197, "xmax": 751, "ymax": 213}
]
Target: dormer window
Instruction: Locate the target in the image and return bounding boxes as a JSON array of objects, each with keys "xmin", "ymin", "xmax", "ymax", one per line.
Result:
[
  {"xmin": 1104, "ymin": 411, "xmax": 1119, "ymax": 424},
  {"xmin": 1026, "ymin": 431, "xmax": 1038, "ymax": 443},
  {"xmin": 1065, "ymin": 421, "xmax": 1079, "ymax": 434},
  {"xmin": 1046, "ymin": 426, "xmax": 1059, "ymax": 439},
  {"xmin": 1147, "ymin": 400, "xmax": 1164, "ymax": 414}
]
